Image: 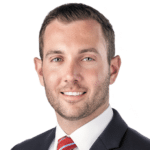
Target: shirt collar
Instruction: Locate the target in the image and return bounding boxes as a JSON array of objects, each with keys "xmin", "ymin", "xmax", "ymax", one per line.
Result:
[{"xmin": 54, "ymin": 105, "xmax": 113, "ymax": 150}]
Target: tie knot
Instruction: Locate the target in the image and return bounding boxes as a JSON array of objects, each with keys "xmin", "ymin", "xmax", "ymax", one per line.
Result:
[{"xmin": 57, "ymin": 136, "xmax": 77, "ymax": 150}]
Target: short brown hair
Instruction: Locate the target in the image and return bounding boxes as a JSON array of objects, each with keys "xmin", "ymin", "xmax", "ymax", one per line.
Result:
[{"xmin": 39, "ymin": 3, "xmax": 115, "ymax": 65}]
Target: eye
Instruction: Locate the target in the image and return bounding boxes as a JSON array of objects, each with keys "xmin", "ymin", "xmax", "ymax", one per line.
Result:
[
  {"xmin": 82, "ymin": 57, "xmax": 95, "ymax": 61},
  {"xmin": 51, "ymin": 57, "xmax": 62, "ymax": 62}
]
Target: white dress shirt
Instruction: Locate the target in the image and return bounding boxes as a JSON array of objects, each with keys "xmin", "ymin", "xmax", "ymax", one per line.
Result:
[{"xmin": 49, "ymin": 105, "xmax": 113, "ymax": 150}]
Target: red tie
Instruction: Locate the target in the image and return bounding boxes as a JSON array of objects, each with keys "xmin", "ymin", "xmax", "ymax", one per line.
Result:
[{"xmin": 57, "ymin": 136, "xmax": 77, "ymax": 150}]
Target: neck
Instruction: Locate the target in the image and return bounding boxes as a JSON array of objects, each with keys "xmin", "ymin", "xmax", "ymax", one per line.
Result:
[{"xmin": 56, "ymin": 102, "xmax": 109, "ymax": 135}]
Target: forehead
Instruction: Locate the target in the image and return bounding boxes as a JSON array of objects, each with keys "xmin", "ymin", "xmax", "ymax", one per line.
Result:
[
  {"xmin": 44, "ymin": 19, "xmax": 104, "ymax": 40},
  {"xmin": 43, "ymin": 19, "xmax": 107, "ymax": 56}
]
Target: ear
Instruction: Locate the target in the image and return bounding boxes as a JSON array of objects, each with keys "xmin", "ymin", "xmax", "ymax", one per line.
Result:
[
  {"xmin": 34, "ymin": 57, "xmax": 44, "ymax": 86},
  {"xmin": 109, "ymin": 55, "xmax": 121, "ymax": 85}
]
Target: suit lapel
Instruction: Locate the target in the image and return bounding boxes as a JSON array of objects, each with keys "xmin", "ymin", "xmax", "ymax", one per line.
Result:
[
  {"xmin": 90, "ymin": 109, "xmax": 128, "ymax": 150},
  {"xmin": 90, "ymin": 139, "xmax": 108, "ymax": 150},
  {"xmin": 40, "ymin": 127, "xmax": 56, "ymax": 150},
  {"xmin": 39, "ymin": 109, "xmax": 127, "ymax": 150}
]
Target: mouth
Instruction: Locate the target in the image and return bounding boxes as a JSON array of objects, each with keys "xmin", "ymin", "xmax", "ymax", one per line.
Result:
[
  {"xmin": 61, "ymin": 92, "xmax": 86, "ymax": 96},
  {"xmin": 60, "ymin": 92, "xmax": 87, "ymax": 102}
]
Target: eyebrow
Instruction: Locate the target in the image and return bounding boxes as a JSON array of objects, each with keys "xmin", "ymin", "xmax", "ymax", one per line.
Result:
[
  {"xmin": 79, "ymin": 48, "xmax": 99, "ymax": 54},
  {"xmin": 45, "ymin": 48, "xmax": 99, "ymax": 58}
]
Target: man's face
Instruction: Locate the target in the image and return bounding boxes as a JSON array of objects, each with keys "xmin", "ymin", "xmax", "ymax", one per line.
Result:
[{"xmin": 37, "ymin": 19, "xmax": 111, "ymax": 121}]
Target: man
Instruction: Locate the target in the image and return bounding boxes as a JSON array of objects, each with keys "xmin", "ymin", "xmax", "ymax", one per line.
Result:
[{"xmin": 12, "ymin": 3, "xmax": 150, "ymax": 150}]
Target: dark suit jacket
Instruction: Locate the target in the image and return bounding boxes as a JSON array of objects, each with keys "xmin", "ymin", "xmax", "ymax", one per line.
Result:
[{"xmin": 11, "ymin": 109, "xmax": 150, "ymax": 150}]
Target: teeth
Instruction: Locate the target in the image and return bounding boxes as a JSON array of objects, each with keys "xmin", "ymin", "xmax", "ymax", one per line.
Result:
[{"xmin": 63, "ymin": 92, "xmax": 85, "ymax": 96}]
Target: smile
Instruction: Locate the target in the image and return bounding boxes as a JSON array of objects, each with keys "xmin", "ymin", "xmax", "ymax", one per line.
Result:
[
  {"xmin": 61, "ymin": 92, "xmax": 86, "ymax": 96},
  {"xmin": 60, "ymin": 92, "xmax": 87, "ymax": 102}
]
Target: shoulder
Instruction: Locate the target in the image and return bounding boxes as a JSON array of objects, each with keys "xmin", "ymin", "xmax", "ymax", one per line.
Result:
[
  {"xmin": 11, "ymin": 128, "xmax": 55, "ymax": 150},
  {"xmin": 122, "ymin": 127, "xmax": 150, "ymax": 149}
]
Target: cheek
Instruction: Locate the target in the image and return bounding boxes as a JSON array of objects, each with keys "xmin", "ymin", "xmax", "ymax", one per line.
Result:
[
  {"xmin": 43, "ymin": 68, "xmax": 60, "ymax": 89},
  {"xmin": 86, "ymin": 67, "xmax": 106, "ymax": 88},
  {"xmin": 84, "ymin": 69, "xmax": 100, "ymax": 86}
]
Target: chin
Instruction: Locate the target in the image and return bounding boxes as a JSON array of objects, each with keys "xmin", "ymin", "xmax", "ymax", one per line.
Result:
[{"xmin": 56, "ymin": 108, "xmax": 87, "ymax": 121}]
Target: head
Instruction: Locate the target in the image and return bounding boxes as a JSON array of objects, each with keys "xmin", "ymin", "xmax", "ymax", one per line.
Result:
[
  {"xmin": 39, "ymin": 3, "xmax": 115, "ymax": 65},
  {"xmin": 34, "ymin": 3, "xmax": 121, "ymax": 121}
]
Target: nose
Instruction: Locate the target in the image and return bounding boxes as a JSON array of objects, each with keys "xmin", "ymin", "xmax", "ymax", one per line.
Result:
[{"xmin": 63, "ymin": 61, "xmax": 82, "ymax": 83}]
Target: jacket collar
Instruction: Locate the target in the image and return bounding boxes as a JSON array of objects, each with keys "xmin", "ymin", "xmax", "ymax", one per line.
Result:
[
  {"xmin": 90, "ymin": 109, "xmax": 128, "ymax": 150},
  {"xmin": 40, "ymin": 127, "xmax": 56, "ymax": 150},
  {"xmin": 41, "ymin": 109, "xmax": 128, "ymax": 150}
]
